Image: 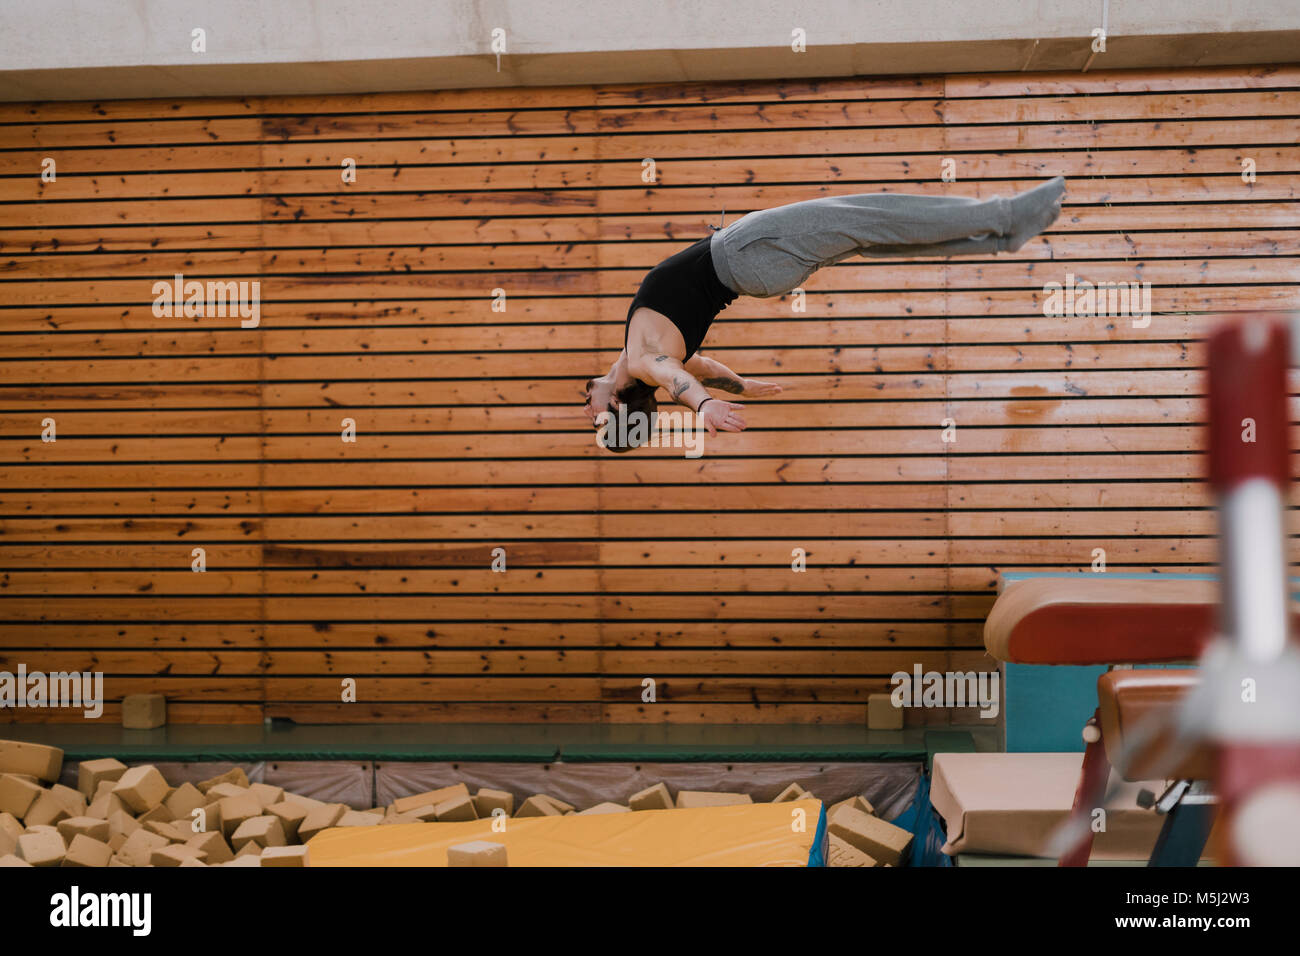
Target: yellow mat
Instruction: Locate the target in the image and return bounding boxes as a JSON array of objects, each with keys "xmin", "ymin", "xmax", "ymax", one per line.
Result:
[{"xmin": 309, "ymin": 799, "xmax": 823, "ymax": 867}]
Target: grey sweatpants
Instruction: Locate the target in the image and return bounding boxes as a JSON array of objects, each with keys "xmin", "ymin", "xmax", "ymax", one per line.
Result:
[{"xmin": 709, "ymin": 192, "xmax": 1014, "ymax": 297}]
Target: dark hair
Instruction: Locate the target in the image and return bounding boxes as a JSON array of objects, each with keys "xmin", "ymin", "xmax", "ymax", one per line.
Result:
[{"xmin": 598, "ymin": 381, "xmax": 659, "ymax": 453}]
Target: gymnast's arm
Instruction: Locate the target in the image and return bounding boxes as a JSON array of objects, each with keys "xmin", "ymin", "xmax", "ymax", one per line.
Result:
[
  {"xmin": 640, "ymin": 354, "xmax": 748, "ymax": 434},
  {"xmin": 684, "ymin": 353, "xmax": 783, "ymax": 398}
]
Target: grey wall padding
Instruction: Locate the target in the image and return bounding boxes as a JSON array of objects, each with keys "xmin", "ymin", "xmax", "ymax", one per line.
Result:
[{"xmin": 376, "ymin": 761, "xmax": 923, "ymax": 821}]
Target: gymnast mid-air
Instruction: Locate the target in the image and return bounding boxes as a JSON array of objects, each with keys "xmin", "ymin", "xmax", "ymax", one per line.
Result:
[{"xmin": 582, "ymin": 176, "xmax": 1066, "ymax": 451}]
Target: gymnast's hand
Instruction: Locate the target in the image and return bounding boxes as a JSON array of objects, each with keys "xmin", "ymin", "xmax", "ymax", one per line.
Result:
[
  {"xmin": 741, "ymin": 378, "xmax": 782, "ymax": 397},
  {"xmin": 697, "ymin": 398, "xmax": 746, "ymax": 436}
]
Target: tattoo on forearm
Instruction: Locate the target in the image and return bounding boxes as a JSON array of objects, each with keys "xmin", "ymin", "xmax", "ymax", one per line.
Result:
[
  {"xmin": 701, "ymin": 376, "xmax": 745, "ymax": 394},
  {"xmin": 671, "ymin": 376, "xmax": 690, "ymax": 399},
  {"xmin": 654, "ymin": 354, "xmax": 669, "ymax": 363}
]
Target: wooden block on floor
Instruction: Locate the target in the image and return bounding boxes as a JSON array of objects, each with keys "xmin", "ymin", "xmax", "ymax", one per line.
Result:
[
  {"xmin": 261, "ymin": 845, "xmax": 310, "ymax": 867},
  {"xmin": 827, "ymin": 806, "xmax": 912, "ymax": 866},
  {"xmin": 675, "ymin": 791, "xmax": 753, "ymax": 809},
  {"xmin": 447, "ymin": 840, "xmax": 507, "ymax": 867},
  {"xmin": 112, "ymin": 765, "xmax": 169, "ymax": 814},
  {"xmin": 76, "ymin": 758, "xmax": 127, "ymax": 799},
  {"xmin": 628, "ymin": 782, "xmax": 674, "ymax": 811},
  {"xmin": 868, "ymin": 692, "xmax": 904, "ymax": 730},
  {"xmin": 0, "ymin": 740, "xmax": 64, "ymax": 783},
  {"xmin": 122, "ymin": 693, "xmax": 166, "ymax": 730},
  {"xmin": 62, "ymin": 834, "xmax": 113, "ymax": 868}
]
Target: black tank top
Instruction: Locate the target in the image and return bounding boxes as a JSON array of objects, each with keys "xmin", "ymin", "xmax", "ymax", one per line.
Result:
[{"xmin": 624, "ymin": 236, "xmax": 738, "ymax": 360}]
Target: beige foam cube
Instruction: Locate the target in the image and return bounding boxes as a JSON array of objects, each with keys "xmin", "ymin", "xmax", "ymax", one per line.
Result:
[
  {"xmin": 196, "ymin": 767, "xmax": 249, "ymax": 794},
  {"xmin": 867, "ymin": 692, "xmax": 904, "ymax": 730},
  {"xmin": 122, "ymin": 693, "xmax": 166, "ymax": 730},
  {"xmin": 0, "ymin": 811, "xmax": 21, "ymax": 842},
  {"xmin": 0, "ymin": 774, "xmax": 43, "ymax": 818},
  {"xmin": 117, "ymin": 829, "xmax": 169, "ymax": 867},
  {"xmin": 514, "ymin": 795, "xmax": 563, "ymax": 818},
  {"xmin": 675, "ymin": 791, "xmax": 753, "ymax": 809},
  {"xmin": 143, "ymin": 819, "xmax": 191, "ymax": 843},
  {"xmin": 49, "ymin": 783, "xmax": 88, "ymax": 817},
  {"xmin": 359, "ymin": 807, "xmax": 385, "ymax": 819},
  {"xmin": 223, "ymin": 855, "xmax": 261, "ymax": 867},
  {"xmin": 231, "ymin": 815, "xmax": 286, "ymax": 851},
  {"xmin": 280, "ymin": 792, "xmax": 327, "ymax": 812},
  {"xmin": 107, "ymin": 832, "xmax": 126, "ymax": 853},
  {"xmin": 89, "ymin": 792, "xmax": 130, "ymax": 820},
  {"xmin": 163, "ymin": 782, "xmax": 207, "ymax": 821},
  {"xmin": 17, "ymin": 829, "xmax": 66, "ymax": 866},
  {"xmin": 206, "ymin": 782, "xmax": 252, "ymax": 801},
  {"xmin": 472, "ymin": 788, "xmax": 514, "ymax": 818},
  {"xmin": 0, "ymin": 740, "xmax": 63, "ymax": 782},
  {"xmin": 218, "ymin": 794, "xmax": 262, "ymax": 840},
  {"xmin": 0, "ymin": 854, "xmax": 33, "ymax": 867},
  {"xmin": 197, "ymin": 800, "xmax": 222, "ymax": 836},
  {"xmin": 392, "ymin": 783, "xmax": 469, "ymax": 814},
  {"xmin": 107, "ymin": 809, "xmax": 140, "ymax": 842},
  {"xmin": 137, "ymin": 803, "xmax": 174, "ymax": 825},
  {"xmin": 234, "ymin": 841, "xmax": 262, "ymax": 859},
  {"xmin": 447, "ymin": 840, "xmax": 508, "ymax": 867},
  {"xmin": 62, "ymin": 833, "xmax": 113, "ymax": 867},
  {"xmin": 578, "ymin": 802, "xmax": 631, "ymax": 815},
  {"xmin": 772, "ymin": 783, "xmax": 808, "ymax": 803},
  {"xmin": 76, "ymin": 757, "xmax": 127, "ymax": 799},
  {"xmin": 24, "ymin": 791, "xmax": 71, "ymax": 828},
  {"xmin": 107, "ymin": 854, "xmax": 130, "ymax": 867},
  {"xmin": 336, "ymin": 810, "xmax": 380, "ymax": 827},
  {"xmin": 827, "ymin": 806, "xmax": 912, "ymax": 866},
  {"xmin": 827, "ymin": 833, "xmax": 878, "ymax": 867},
  {"xmin": 261, "ymin": 845, "xmax": 310, "ymax": 867},
  {"xmin": 248, "ymin": 783, "xmax": 284, "ymax": 808},
  {"xmin": 266, "ymin": 800, "xmax": 308, "ymax": 842},
  {"xmin": 178, "ymin": 857, "xmax": 207, "ymax": 867},
  {"xmin": 57, "ymin": 816, "xmax": 109, "ymax": 844},
  {"xmin": 297, "ymin": 803, "xmax": 346, "ymax": 842},
  {"xmin": 151, "ymin": 844, "xmax": 207, "ymax": 866},
  {"xmin": 828, "ymin": 795, "xmax": 876, "ymax": 822},
  {"xmin": 433, "ymin": 793, "xmax": 478, "ymax": 822},
  {"xmin": 0, "ymin": 825, "xmax": 15, "ymax": 858},
  {"xmin": 112, "ymin": 765, "xmax": 169, "ymax": 813},
  {"xmin": 538, "ymin": 794, "xmax": 575, "ymax": 814},
  {"xmin": 186, "ymin": 830, "xmax": 234, "ymax": 864},
  {"xmin": 628, "ymin": 782, "xmax": 674, "ymax": 811}
]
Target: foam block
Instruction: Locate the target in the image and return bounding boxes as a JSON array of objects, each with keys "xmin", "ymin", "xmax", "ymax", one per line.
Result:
[
  {"xmin": 186, "ymin": 830, "xmax": 234, "ymax": 864},
  {"xmin": 196, "ymin": 767, "xmax": 249, "ymax": 794},
  {"xmin": 867, "ymin": 692, "xmax": 904, "ymax": 730},
  {"xmin": 49, "ymin": 783, "xmax": 87, "ymax": 817},
  {"xmin": 628, "ymin": 783, "xmax": 674, "ymax": 811},
  {"xmin": 828, "ymin": 795, "xmax": 875, "ymax": 822},
  {"xmin": 336, "ymin": 810, "xmax": 380, "ymax": 827},
  {"xmin": 577, "ymin": 802, "xmax": 631, "ymax": 815},
  {"xmin": 248, "ymin": 783, "xmax": 284, "ymax": 809},
  {"xmin": 472, "ymin": 788, "xmax": 514, "ymax": 818},
  {"xmin": 24, "ymin": 791, "xmax": 71, "ymax": 828},
  {"xmin": 223, "ymin": 855, "xmax": 261, "ymax": 867},
  {"xmin": 514, "ymin": 795, "xmax": 563, "ymax": 818},
  {"xmin": 121, "ymin": 693, "xmax": 166, "ymax": 730},
  {"xmin": 17, "ymin": 829, "xmax": 66, "ymax": 866},
  {"xmin": 266, "ymin": 801, "xmax": 308, "ymax": 842},
  {"xmin": 218, "ymin": 794, "xmax": 262, "ymax": 840},
  {"xmin": 0, "ymin": 740, "xmax": 64, "ymax": 783},
  {"xmin": 62, "ymin": 834, "xmax": 113, "ymax": 868},
  {"xmin": 76, "ymin": 757, "xmax": 127, "ymax": 799},
  {"xmin": 0, "ymin": 774, "xmax": 43, "ymax": 818},
  {"xmin": 261, "ymin": 845, "xmax": 310, "ymax": 867},
  {"xmin": 392, "ymin": 784, "xmax": 469, "ymax": 815},
  {"xmin": 164, "ymin": 782, "xmax": 207, "ymax": 821},
  {"xmin": 0, "ymin": 854, "xmax": 33, "ymax": 867},
  {"xmin": 206, "ymin": 782, "xmax": 252, "ymax": 801},
  {"xmin": 826, "ymin": 834, "xmax": 878, "ymax": 867},
  {"xmin": 675, "ymin": 791, "xmax": 752, "ymax": 809},
  {"xmin": 231, "ymin": 815, "xmax": 286, "ymax": 851},
  {"xmin": 433, "ymin": 793, "xmax": 478, "ymax": 822},
  {"xmin": 107, "ymin": 809, "xmax": 139, "ymax": 842},
  {"xmin": 827, "ymin": 806, "xmax": 912, "ymax": 866},
  {"xmin": 57, "ymin": 816, "xmax": 110, "ymax": 844},
  {"xmin": 151, "ymin": 844, "xmax": 207, "ymax": 866},
  {"xmin": 137, "ymin": 803, "xmax": 174, "ymax": 825},
  {"xmin": 447, "ymin": 840, "xmax": 508, "ymax": 867},
  {"xmin": 298, "ymin": 803, "xmax": 346, "ymax": 842},
  {"xmin": 772, "ymin": 783, "xmax": 808, "ymax": 803},
  {"xmin": 112, "ymin": 765, "xmax": 169, "ymax": 813}
]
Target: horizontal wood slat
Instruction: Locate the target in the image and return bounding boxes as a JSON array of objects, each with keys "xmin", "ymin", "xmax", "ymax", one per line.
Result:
[{"xmin": 3, "ymin": 65, "xmax": 1298, "ymax": 725}]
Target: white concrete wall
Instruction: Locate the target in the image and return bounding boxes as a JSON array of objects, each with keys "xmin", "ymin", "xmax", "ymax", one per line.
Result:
[{"xmin": 2, "ymin": 0, "xmax": 1298, "ymax": 99}]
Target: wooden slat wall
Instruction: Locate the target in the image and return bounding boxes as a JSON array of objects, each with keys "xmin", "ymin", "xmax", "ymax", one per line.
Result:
[{"xmin": 2, "ymin": 66, "xmax": 1298, "ymax": 725}]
